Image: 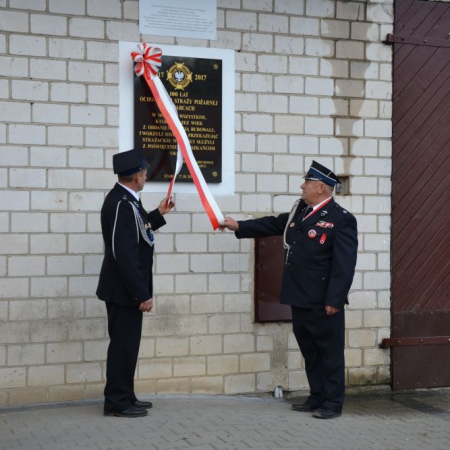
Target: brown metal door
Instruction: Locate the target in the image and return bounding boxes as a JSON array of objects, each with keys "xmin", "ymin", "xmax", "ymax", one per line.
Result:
[{"xmin": 390, "ymin": 0, "xmax": 450, "ymax": 389}]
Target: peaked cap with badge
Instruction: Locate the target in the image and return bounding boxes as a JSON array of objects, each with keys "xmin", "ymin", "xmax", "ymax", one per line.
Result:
[
  {"xmin": 305, "ymin": 160, "xmax": 341, "ymax": 188},
  {"xmin": 113, "ymin": 148, "xmax": 149, "ymax": 176}
]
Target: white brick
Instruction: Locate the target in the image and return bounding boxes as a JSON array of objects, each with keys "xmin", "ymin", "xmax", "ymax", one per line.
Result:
[
  {"xmin": 0, "ymin": 79, "xmax": 9, "ymax": 99},
  {"xmin": 191, "ymin": 295, "xmax": 223, "ymax": 314},
  {"xmin": 224, "ymin": 334, "xmax": 254, "ymax": 353},
  {"xmin": 240, "ymin": 353, "xmax": 270, "ymax": 372},
  {"xmin": 209, "ymin": 274, "xmax": 240, "ymax": 293},
  {"xmin": 365, "ymin": 120, "xmax": 391, "ymax": 138},
  {"xmin": 259, "ymin": 14, "xmax": 288, "ymax": 33},
  {"xmin": 305, "ymin": 38, "xmax": 334, "ymax": 57},
  {"xmin": 175, "ymin": 274, "xmax": 207, "ymax": 294},
  {"xmin": 223, "ymin": 254, "xmax": 249, "ymax": 273},
  {"xmin": 106, "ymin": 21, "xmax": 138, "ymax": 41},
  {"xmin": 273, "ymin": 117, "xmax": 303, "ymax": 136},
  {"xmin": 0, "ymin": 56, "xmax": 28, "ymax": 78},
  {"xmin": 274, "ymin": 155, "xmax": 303, "ymax": 173},
  {"xmin": 10, "ymin": 35, "xmax": 46, "ymax": 57},
  {"xmin": 243, "ymin": 114, "xmax": 273, "ymax": 133},
  {"xmin": 68, "ymin": 276, "xmax": 99, "ymax": 296},
  {"xmin": 350, "ymin": 177, "xmax": 377, "ymax": 194},
  {"xmin": 352, "ymin": 22, "xmax": 379, "ymax": 41},
  {"xmin": 291, "ymin": 17, "xmax": 319, "ymax": 36},
  {"xmin": 320, "ymin": 137, "xmax": 348, "ymax": 155},
  {"xmin": 9, "ymin": 124, "xmax": 45, "ymax": 145},
  {"xmin": 366, "ymin": 43, "xmax": 392, "ymax": 62},
  {"xmin": 30, "ymin": 234, "xmax": 66, "ymax": 254},
  {"xmin": 69, "ymin": 148, "xmax": 103, "ymax": 168},
  {"xmin": 257, "ymin": 174, "xmax": 287, "ymax": 192},
  {"xmin": 242, "ymin": 33, "xmax": 273, "ymax": 52},
  {"xmin": 124, "ymin": 1, "xmax": 138, "ymax": 20},
  {"xmin": 320, "ymin": 59, "xmax": 349, "ymax": 78},
  {"xmin": 30, "ymin": 59, "xmax": 66, "ymax": 81},
  {"xmin": 11, "ymin": 212, "xmax": 47, "ymax": 232},
  {"xmin": 48, "ymin": 256, "xmax": 83, "ymax": 275},
  {"xmin": 351, "ymin": 62, "xmax": 379, "ymax": 80},
  {"xmin": 30, "ymin": 146, "xmax": 66, "ymax": 167},
  {"xmin": 275, "ymin": 76, "xmax": 304, "ymax": 94},
  {"xmin": 67, "ymin": 363, "xmax": 102, "ymax": 383},
  {"xmin": 9, "ymin": 299, "xmax": 46, "ymax": 320},
  {"xmin": 319, "ymin": 98, "xmax": 348, "ymax": 116},
  {"xmin": 84, "ymin": 255, "xmax": 103, "ymax": 274},
  {"xmin": 69, "ymin": 192, "xmax": 106, "ymax": 211},
  {"xmin": 31, "ymin": 277, "xmax": 67, "ymax": 297},
  {"xmin": 86, "ymin": 41, "xmax": 118, "ymax": 63},
  {"xmin": 356, "ymin": 253, "xmax": 376, "ymax": 271},
  {"xmin": 0, "ymin": 10, "xmax": 28, "ymax": 33},
  {"xmin": 258, "ymin": 94, "xmax": 288, "ymax": 113},
  {"xmin": 242, "ymin": 194, "xmax": 272, "ymax": 212},
  {"xmin": 364, "ymin": 272, "xmax": 390, "ymax": 290},
  {"xmin": 336, "ymin": 41, "xmax": 364, "ymax": 60},
  {"xmin": 350, "ymin": 100, "xmax": 378, "ymax": 118},
  {"xmin": 155, "ymin": 254, "xmax": 189, "ymax": 274},
  {"xmin": 0, "ymin": 368, "xmax": 26, "ymax": 389},
  {"xmin": 336, "ymin": 1, "xmax": 365, "ymax": 21},
  {"xmin": 235, "ymin": 53, "xmax": 256, "ymax": 73},
  {"xmin": 31, "ymin": 14, "xmax": 67, "ymax": 36},
  {"xmin": 236, "ymin": 93, "xmax": 257, "ymax": 112},
  {"xmin": 226, "ymin": 11, "xmax": 257, "ymax": 30},
  {"xmin": 306, "ymin": 0, "xmax": 335, "ymax": 18},
  {"xmin": 88, "ymin": 0, "xmax": 121, "ymax": 18},
  {"xmin": 10, "ymin": 0, "xmax": 46, "ymax": 10},
  {"xmin": 321, "ymin": 19, "xmax": 350, "ymax": 39},
  {"xmin": 366, "ymin": 81, "xmax": 392, "ymax": 100},
  {"xmin": 8, "ymin": 256, "xmax": 45, "ymax": 276},
  {"xmin": 49, "ymin": 0, "xmax": 85, "ymax": 15},
  {"xmin": 0, "ymin": 101, "xmax": 31, "ymax": 122},
  {"xmin": 335, "ymin": 80, "xmax": 364, "ymax": 98},
  {"xmin": 367, "ymin": 4, "xmax": 394, "ymax": 24},
  {"xmin": 365, "ymin": 158, "xmax": 391, "ymax": 176},
  {"xmin": 47, "ymin": 342, "xmax": 82, "ymax": 363},
  {"xmin": 0, "ymin": 234, "xmax": 28, "ymax": 254},
  {"xmin": 305, "ymin": 77, "xmax": 333, "ymax": 96},
  {"xmin": 107, "ymin": 106, "xmax": 119, "ymax": 126},
  {"xmin": 258, "ymin": 55, "xmax": 287, "ymax": 74},
  {"xmin": 156, "ymin": 337, "xmax": 189, "ymax": 357},
  {"xmin": 242, "ymin": 154, "xmax": 272, "ymax": 173},
  {"xmin": 242, "ymin": 74, "xmax": 272, "ymax": 93},
  {"xmin": 48, "ymin": 126, "xmax": 84, "ymax": 146},
  {"xmin": 350, "ymin": 138, "xmax": 377, "ymax": 156},
  {"xmin": 336, "ymin": 118, "xmax": 363, "ymax": 137},
  {"xmin": 335, "ymin": 157, "xmax": 363, "ymax": 175},
  {"xmin": 290, "ymin": 135, "xmax": 319, "ymax": 154},
  {"xmin": 33, "ymin": 103, "xmax": 69, "ymax": 124},
  {"xmin": 51, "ymin": 83, "xmax": 86, "ymax": 103},
  {"xmin": 348, "ymin": 330, "xmax": 377, "ymax": 348},
  {"xmin": 290, "ymin": 56, "xmax": 318, "ymax": 75},
  {"xmin": 275, "ymin": 36, "xmax": 304, "ymax": 55},
  {"xmin": 69, "ymin": 234, "xmax": 103, "ymax": 254},
  {"xmin": 380, "ymin": 63, "xmax": 392, "ymax": 81},
  {"xmin": 365, "ymin": 234, "xmax": 390, "ymax": 252},
  {"xmin": 0, "ymin": 213, "xmax": 8, "ymax": 233},
  {"xmin": 47, "ymin": 169, "xmax": 83, "ymax": 189},
  {"xmin": 70, "ymin": 18, "xmax": 105, "ymax": 39},
  {"xmin": 8, "ymin": 344, "xmax": 45, "ymax": 366},
  {"xmin": 189, "ymin": 254, "xmax": 222, "ymax": 273},
  {"xmin": 49, "ymin": 39, "xmax": 85, "ymax": 60},
  {"xmin": 305, "ymin": 117, "xmax": 333, "ymax": 135},
  {"xmin": 28, "ymin": 365, "xmax": 64, "ymax": 386},
  {"xmin": 69, "ymin": 62, "xmax": 103, "ymax": 83},
  {"xmin": 88, "ymin": 85, "xmax": 118, "ymax": 105}
]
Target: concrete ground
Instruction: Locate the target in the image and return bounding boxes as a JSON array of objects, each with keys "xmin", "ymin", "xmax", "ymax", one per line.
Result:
[{"xmin": 1, "ymin": 388, "xmax": 449, "ymax": 450}]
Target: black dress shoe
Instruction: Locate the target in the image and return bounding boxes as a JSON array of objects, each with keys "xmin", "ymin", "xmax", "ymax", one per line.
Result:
[
  {"xmin": 104, "ymin": 406, "xmax": 147, "ymax": 418},
  {"xmin": 312, "ymin": 407, "xmax": 342, "ymax": 419},
  {"xmin": 291, "ymin": 402, "xmax": 320, "ymax": 412},
  {"xmin": 133, "ymin": 400, "xmax": 153, "ymax": 409}
]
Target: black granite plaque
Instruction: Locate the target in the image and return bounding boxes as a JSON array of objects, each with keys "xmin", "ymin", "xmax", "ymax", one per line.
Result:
[{"xmin": 134, "ymin": 55, "xmax": 222, "ymax": 183}]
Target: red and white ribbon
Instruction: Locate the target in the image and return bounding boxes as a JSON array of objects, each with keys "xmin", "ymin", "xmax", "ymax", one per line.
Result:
[{"xmin": 131, "ymin": 43, "xmax": 224, "ymax": 230}]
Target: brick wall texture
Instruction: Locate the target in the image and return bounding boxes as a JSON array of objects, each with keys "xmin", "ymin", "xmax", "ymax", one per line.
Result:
[{"xmin": 0, "ymin": 0, "xmax": 394, "ymax": 406}]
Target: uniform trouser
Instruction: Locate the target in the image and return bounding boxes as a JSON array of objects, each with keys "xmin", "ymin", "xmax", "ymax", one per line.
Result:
[
  {"xmin": 104, "ymin": 302, "xmax": 143, "ymax": 412},
  {"xmin": 291, "ymin": 306, "xmax": 345, "ymax": 411}
]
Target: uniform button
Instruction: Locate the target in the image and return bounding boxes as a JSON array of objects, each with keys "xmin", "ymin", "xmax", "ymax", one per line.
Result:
[
  {"xmin": 293, "ymin": 241, "xmax": 296, "ymax": 244},
  {"xmin": 290, "ymin": 252, "xmax": 293, "ymax": 254}
]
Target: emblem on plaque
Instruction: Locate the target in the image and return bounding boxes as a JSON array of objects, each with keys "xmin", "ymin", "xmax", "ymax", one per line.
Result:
[{"xmin": 167, "ymin": 62, "xmax": 193, "ymax": 90}]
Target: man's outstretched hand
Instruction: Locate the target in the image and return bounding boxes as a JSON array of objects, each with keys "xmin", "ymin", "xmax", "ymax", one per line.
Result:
[
  {"xmin": 220, "ymin": 217, "xmax": 239, "ymax": 232},
  {"xmin": 158, "ymin": 196, "xmax": 175, "ymax": 215},
  {"xmin": 139, "ymin": 298, "xmax": 153, "ymax": 312}
]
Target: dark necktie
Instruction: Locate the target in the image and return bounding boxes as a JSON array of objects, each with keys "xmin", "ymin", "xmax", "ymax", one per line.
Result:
[{"xmin": 303, "ymin": 206, "xmax": 313, "ymax": 220}]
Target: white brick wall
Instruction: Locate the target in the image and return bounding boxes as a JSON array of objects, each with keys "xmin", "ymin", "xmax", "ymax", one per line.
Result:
[{"xmin": 0, "ymin": 0, "xmax": 393, "ymax": 405}]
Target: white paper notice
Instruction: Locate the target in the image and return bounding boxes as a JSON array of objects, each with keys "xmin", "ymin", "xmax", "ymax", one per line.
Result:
[{"xmin": 139, "ymin": 0, "xmax": 217, "ymax": 40}]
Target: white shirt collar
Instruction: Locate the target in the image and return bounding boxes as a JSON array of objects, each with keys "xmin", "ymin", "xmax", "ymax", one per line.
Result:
[
  {"xmin": 312, "ymin": 196, "xmax": 332, "ymax": 211},
  {"xmin": 118, "ymin": 182, "xmax": 140, "ymax": 202}
]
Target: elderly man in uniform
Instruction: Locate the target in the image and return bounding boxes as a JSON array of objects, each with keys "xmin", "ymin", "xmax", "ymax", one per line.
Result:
[
  {"xmin": 97, "ymin": 148, "xmax": 174, "ymax": 418},
  {"xmin": 221, "ymin": 161, "xmax": 358, "ymax": 419}
]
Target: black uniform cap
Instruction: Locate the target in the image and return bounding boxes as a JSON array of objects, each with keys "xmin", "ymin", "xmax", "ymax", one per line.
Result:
[
  {"xmin": 113, "ymin": 148, "xmax": 148, "ymax": 176},
  {"xmin": 305, "ymin": 160, "xmax": 341, "ymax": 187}
]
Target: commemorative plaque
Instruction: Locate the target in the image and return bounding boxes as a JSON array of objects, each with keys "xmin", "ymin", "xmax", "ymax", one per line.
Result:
[{"xmin": 134, "ymin": 56, "xmax": 222, "ymax": 183}]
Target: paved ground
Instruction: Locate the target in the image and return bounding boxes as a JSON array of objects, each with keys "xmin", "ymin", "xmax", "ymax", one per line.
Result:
[{"xmin": 1, "ymin": 388, "xmax": 450, "ymax": 450}]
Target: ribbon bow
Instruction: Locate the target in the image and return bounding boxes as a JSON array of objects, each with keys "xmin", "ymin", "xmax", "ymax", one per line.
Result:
[{"xmin": 131, "ymin": 43, "xmax": 162, "ymax": 79}]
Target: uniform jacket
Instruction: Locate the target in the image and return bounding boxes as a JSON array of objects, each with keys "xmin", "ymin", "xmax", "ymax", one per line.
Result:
[
  {"xmin": 96, "ymin": 183, "xmax": 166, "ymax": 306},
  {"xmin": 236, "ymin": 198, "xmax": 358, "ymax": 308}
]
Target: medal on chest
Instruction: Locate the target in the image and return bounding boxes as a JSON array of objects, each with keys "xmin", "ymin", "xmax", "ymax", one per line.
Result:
[{"xmin": 308, "ymin": 229, "xmax": 317, "ymax": 238}]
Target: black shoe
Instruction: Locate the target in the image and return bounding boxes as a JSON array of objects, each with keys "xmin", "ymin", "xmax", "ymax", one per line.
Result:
[
  {"xmin": 291, "ymin": 402, "xmax": 320, "ymax": 412},
  {"xmin": 104, "ymin": 406, "xmax": 148, "ymax": 418},
  {"xmin": 133, "ymin": 400, "xmax": 153, "ymax": 409},
  {"xmin": 312, "ymin": 407, "xmax": 342, "ymax": 419}
]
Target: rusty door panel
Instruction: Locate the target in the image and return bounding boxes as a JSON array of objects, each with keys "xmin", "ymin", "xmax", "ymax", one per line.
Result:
[{"xmin": 391, "ymin": 0, "xmax": 450, "ymax": 389}]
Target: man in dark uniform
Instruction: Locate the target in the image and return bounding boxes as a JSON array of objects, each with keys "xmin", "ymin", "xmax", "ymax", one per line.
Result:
[
  {"xmin": 220, "ymin": 161, "xmax": 358, "ymax": 419},
  {"xmin": 97, "ymin": 148, "xmax": 174, "ymax": 418}
]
